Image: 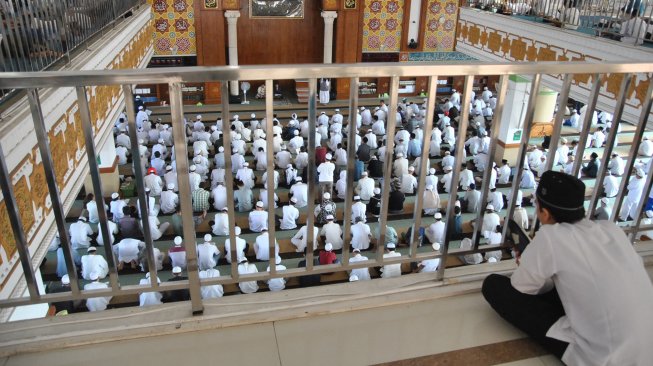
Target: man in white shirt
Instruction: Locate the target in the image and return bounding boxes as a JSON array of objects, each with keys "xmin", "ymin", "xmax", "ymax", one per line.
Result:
[
  {"xmin": 188, "ymin": 165, "xmax": 201, "ymax": 191},
  {"xmin": 603, "ymin": 170, "xmax": 619, "ymax": 198},
  {"xmin": 607, "ymin": 153, "xmax": 625, "ymax": 176},
  {"xmin": 348, "ymin": 248, "xmax": 371, "ymax": 280},
  {"xmin": 381, "ymin": 243, "xmax": 402, "ymax": 278},
  {"xmin": 393, "ymin": 153, "xmax": 409, "ymax": 178},
  {"xmin": 639, "ymin": 136, "xmax": 653, "ymax": 157},
  {"xmin": 351, "ymin": 196, "xmax": 367, "ymax": 223},
  {"xmin": 237, "ymin": 259, "xmax": 259, "ymax": 294},
  {"xmin": 138, "ymin": 272, "xmax": 162, "ymax": 307},
  {"xmin": 498, "ymin": 159, "xmax": 511, "ymax": 184},
  {"xmin": 320, "ymin": 215, "xmax": 343, "ymax": 250},
  {"xmin": 400, "ymin": 166, "xmax": 418, "ymax": 194},
  {"xmin": 482, "ymin": 204, "xmax": 501, "ymax": 239},
  {"xmin": 267, "ymin": 258, "xmax": 287, "ymax": 292},
  {"xmin": 426, "ymin": 213, "xmax": 445, "ymax": 245},
  {"xmin": 145, "ymin": 212, "xmax": 170, "ymax": 241},
  {"xmin": 291, "ymin": 225, "xmax": 319, "ymax": 253},
  {"xmin": 84, "ymin": 273, "xmax": 112, "ymax": 312},
  {"xmin": 70, "ymin": 217, "xmax": 93, "ymax": 250},
  {"xmin": 224, "ymin": 227, "xmax": 248, "ymax": 264},
  {"xmin": 254, "ymin": 229, "xmax": 280, "ymax": 262},
  {"xmin": 160, "ymin": 184, "xmax": 179, "ymax": 215},
  {"xmin": 280, "ymin": 198, "xmax": 300, "ymax": 230},
  {"xmin": 355, "ymin": 171, "xmax": 375, "ymax": 201},
  {"xmin": 199, "ymin": 268, "xmax": 224, "ymax": 299},
  {"xmin": 441, "ymin": 166, "xmax": 453, "ymax": 193},
  {"xmin": 81, "ymin": 247, "xmax": 108, "ymax": 280},
  {"xmin": 289, "ymin": 177, "xmax": 308, "ymax": 208},
  {"xmin": 168, "ymin": 237, "xmax": 187, "ymax": 270},
  {"xmin": 211, "ymin": 208, "xmax": 230, "ymax": 236},
  {"xmin": 483, "ymin": 170, "xmax": 653, "ymax": 365},
  {"xmin": 164, "ymin": 165, "xmax": 178, "ymax": 192},
  {"xmin": 520, "ymin": 167, "xmax": 536, "ymax": 189},
  {"xmin": 114, "ymin": 238, "xmax": 143, "ymax": 271},
  {"xmin": 592, "ymin": 127, "xmax": 606, "ymax": 148},
  {"xmin": 350, "ymin": 217, "xmax": 372, "ymax": 251},
  {"xmin": 248, "ymin": 201, "xmax": 269, "ymax": 233},
  {"xmin": 418, "ymin": 243, "xmax": 441, "ymax": 273},
  {"xmin": 197, "ymin": 234, "xmax": 220, "ymax": 270},
  {"xmin": 317, "ymin": 153, "xmax": 336, "ymax": 195},
  {"xmin": 619, "ymin": 168, "xmax": 646, "ymax": 221},
  {"xmin": 96, "ymin": 219, "xmax": 119, "ymax": 246}
]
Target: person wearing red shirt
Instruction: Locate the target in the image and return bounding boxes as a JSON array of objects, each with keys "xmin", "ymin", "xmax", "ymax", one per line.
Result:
[{"xmin": 318, "ymin": 243, "xmax": 338, "ymax": 266}]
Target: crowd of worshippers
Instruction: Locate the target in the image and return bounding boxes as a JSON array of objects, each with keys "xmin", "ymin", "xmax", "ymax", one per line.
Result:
[{"xmin": 48, "ymin": 89, "xmax": 653, "ymax": 313}]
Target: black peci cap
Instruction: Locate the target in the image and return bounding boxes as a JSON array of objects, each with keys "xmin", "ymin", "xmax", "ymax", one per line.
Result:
[{"xmin": 536, "ymin": 171, "xmax": 585, "ymax": 211}]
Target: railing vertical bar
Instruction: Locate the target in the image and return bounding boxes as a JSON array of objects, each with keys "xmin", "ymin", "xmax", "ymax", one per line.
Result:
[
  {"xmin": 168, "ymin": 82, "xmax": 204, "ymax": 315},
  {"xmin": 611, "ymin": 77, "xmax": 653, "ymax": 221},
  {"xmin": 628, "ymin": 82, "xmax": 653, "ymax": 240},
  {"xmin": 571, "ymin": 74, "xmax": 603, "ymax": 176},
  {"xmin": 14, "ymin": 0, "xmax": 37, "ymax": 71},
  {"xmin": 25, "ymin": 0, "xmax": 44, "ymax": 71},
  {"xmin": 377, "ymin": 76, "xmax": 400, "ymax": 262},
  {"xmin": 437, "ymin": 75, "xmax": 474, "ymax": 280},
  {"xmin": 8, "ymin": 0, "xmax": 30, "ymax": 72},
  {"xmin": 76, "ymin": 86, "xmax": 120, "ymax": 289},
  {"xmin": 122, "ymin": 86, "xmax": 158, "ymax": 289},
  {"xmin": 544, "ymin": 74, "xmax": 573, "ymax": 172},
  {"xmin": 342, "ymin": 77, "xmax": 359, "ymax": 267},
  {"xmin": 264, "ymin": 79, "xmax": 277, "ymax": 276},
  {"xmin": 472, "ymin": 74, "xmax": 509, "ymax": 248},
  {"xmin": 0, "ymin": 11, "xmax": 17, "ymax": 71},
  {"xmin": 587, "ymin": 73, "xmax": 633, "ymax": 219},
  {"xmin": 26, "ymin": 89, "xmax": 79, "ymax": 295},
  {"xmin": 305, "ymin": 78, "xmax": 318, "ymax": 270},
  {"xmin": 0, "ymin": 143, "xmax": 40, "ymax": 300},
  {"xmin": 501, "ymin": 74, "xmax": 542, "ymax": 243},
  {"xmin": 220, "ymin": 81, "xmax": 239, "ymax": 280},
  {"xmin": 409, "ymin": 76, "xmax": 438, "ymax": 259}
]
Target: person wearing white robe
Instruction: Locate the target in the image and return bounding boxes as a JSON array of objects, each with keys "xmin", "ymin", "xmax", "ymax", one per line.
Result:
[
  {"xmin": 350, "ymin": 218, "xmax": 372, "ymax": 251},
  {"xmin": 70, "ymin": 217, "xmax": 93, "ymax": 250},
  {"xmin": 608, "ymin": 153, "xmax": 625, "ymax": 176},
  {"xmin": 592, "ymin": 127, "xmax": 606, "ymax": 148},
  {"xmin": 81, "ymin": 247, "xmax": 108, "ymax": 280},
  {"xmin": 197, "ymin": 234, "xmax": 220, "ymax": 270},
  {"xmin": 199, "ymin": 268, "xmax": 224, "ymax": 299},
  {"xmin": 619, "ymin": 169, "xmax": 646, "ymax": 220},
  {"xmin": 96, "ymin": 219, "xmax": 118, "ymax": 246},
  {"xmin": 482, "ymin": 205, "xmax": 501, "ymax": 239},
  {"xmin": 356, "ymin": 172, "xmax": 376, "ymax": 201},
  {"xmin": 224, "ymin": 227, "xmax": 248, "ymax": 264},
  {"xmin": 459, "ymin": 238, "xmax": 483, "ymax": 265},
  {"xmin": 348, "ymin": 249, "xmax": 371, "ymax": 280},
  {"xmin": 84, "ymin": 273, "xmax": 112, "ymax": 312},
  {"xmin": 422, "ymin": 184, "xmax": 440, "ymax": 216},
  {"xmin": 320, "ymin": 216, "xmax": 344, "ymax": 250},
  {"xmin": 426, "ymin": 213, "xmax": 445, "ymax": 245},
  {"xmin": 639, "ymin": 136, "xmax": 653, "ymax": 157},
  {"xmin": 603, "ymin": 171, "xmax": 619, "ymax": 198},
  {"xmin": 459, "ymin": 165, "xmax": 474, "ymax": 190},
  {"xmin": 381, "ymin": 243, "xmax": 402, "ymax": 278},
  {"xmin": 139, "ymin": 273, "xmax": 162, "ymax": 307},
  {"xmin": 418, "ymin": 243, "xmax": 442, "ymax": 273},
  {"xmin": 520, "ymin": 168, "xmax": 536, "ymax": 189},
  {"xmin": 237, "ymin": 259, "xmax": 259, "ymax": 294},
  {"xmin": 113, "ymin": 238, "xmax": 143, "ymax": 270},
  {"xmin": 291, "ymin": 225, "xmax": 319, "ymax": 253},
  {"xmin": 266, "ymin": 258, "xmax": 287, "ymax": 292},
  {"xmin": 498, "ymin": 160, "xmax": 511, "ymax": 184}
]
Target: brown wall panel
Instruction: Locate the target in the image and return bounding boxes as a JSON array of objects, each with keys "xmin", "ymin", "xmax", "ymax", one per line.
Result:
[
  {"xmin": 237, "ymin": 1, "xmax": 324, "ymax": 65},
  {"xmin": 195, "ymin": 10, "xmax": 227, "ymax": 66}
]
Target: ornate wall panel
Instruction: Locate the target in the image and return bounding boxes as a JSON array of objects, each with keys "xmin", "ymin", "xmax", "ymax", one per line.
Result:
[
  {"xmin": 0, "ymin": 17, "xmax": 153, "ymax": 292},
  {"xmin": 362, "ymin": 0, "xmax": 405, "ymax": 52},
  {"xmin": 422, "ymin": 0, "xmax": 458, "ymax": 51},
  {"xmin": 456, "ymin": 15, "xmax": 651, "ymax": 115},
  {"xmin": 150, "ymin": 0, "xmax": 197, "ymax": 55}
]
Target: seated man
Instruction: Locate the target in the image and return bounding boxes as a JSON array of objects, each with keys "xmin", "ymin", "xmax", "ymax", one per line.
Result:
[{"xmin": 482, "ymin": 171, "xmax": 653, "ymax": 364}]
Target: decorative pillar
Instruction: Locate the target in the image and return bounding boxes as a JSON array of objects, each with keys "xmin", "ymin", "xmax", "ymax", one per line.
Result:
[
  {"xmin": 321, "ymin": 11, "xmax": 338, "ymax": 64},
  {"xmin": 225, "ymin": 10, "xmax": 241, "ymax": 96}
]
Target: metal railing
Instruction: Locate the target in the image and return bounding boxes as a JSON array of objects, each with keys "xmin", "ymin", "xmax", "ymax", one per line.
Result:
[
  {"xmin": 0, "ymin": 0, "xmax": 146, "ymax": 102},
  {"xmin": 0, "ymin": 61, "xmax": 652, "ymax": 316},
  {"xmin": 465, "ymin": 0, "xmax": 653, "ymax": 46}
]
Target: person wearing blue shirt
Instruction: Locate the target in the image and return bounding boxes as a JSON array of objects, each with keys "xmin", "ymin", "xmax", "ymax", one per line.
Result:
[{"xmin": 407, "ymin": 133, "xmax": 422, "ymax": 159}]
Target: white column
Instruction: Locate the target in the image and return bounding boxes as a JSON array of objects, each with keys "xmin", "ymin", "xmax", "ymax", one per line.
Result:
[
  {"xmin": 225, "ymin": 10, "xmax": 241, "ymax": 96},
  {"xmin": 321, "ymin": 11, "xmax": 338, "ymax": 64}
]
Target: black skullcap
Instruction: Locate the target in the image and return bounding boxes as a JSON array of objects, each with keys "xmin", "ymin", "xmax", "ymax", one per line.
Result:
[
  {"xmin": 590, "ymin": 152, "xmax": 598, "ymax": 159},
  {"xmin": 536, "ymin": 171, "xmax": 585, "ymax": 211}
]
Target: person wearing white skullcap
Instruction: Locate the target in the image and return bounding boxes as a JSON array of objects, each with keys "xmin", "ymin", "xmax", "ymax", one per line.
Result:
[
  {"xmin": 512, "ymin": 191, "xmax": 530, "ymax": 232},
  {"xmin": 351, "ymin": 195, "xmax": 367, "ymax": 224},
  {"xmin": 289, "ymin": 176, "xmax": 308, "ymax": 208},
  {"xmin": 639, "ymin": 135, "xmax": 653, "ymax": 157},
  {"xmin": 254, "ymin": 228, "xmax": 280, "ymax": 262},
  {"xmin": 81, "ymin": 246, "xmax": 108, "ymax": 280},
  {"xmin": 422, "ymin": 184, "xmax": 441, "ymax": 216},
  {"xmin": 425, "ymin": 213, "xmax": 446, "ymax": 245},
  {"xmin": 138, "ymin": 271, "xmax": 163, "ymax": 307},
  {"xmin": 317, "ymin": 153, "xmax": 336, "ymax": 197},
  {"xmin": 348, "ymin": 248, "xmax": 371, "ymax": 280},
  {"xmin": 136, "ymin": 105, "xmax": 148, "ymax": 130},
  {"xmin": 266, "ymin": 257, "xmax": 287, "ymax": 292},
  {"xmin": 159, "ymin": 183, "xmax": 179, "ymax": 215},
  {"xmin": 400, "ymin": 165, "xmax": 418, "ymax": 194},
  {"xmin": 167, "ymin": 236, "xmax": 187, "ymax": 270},
  {"xmin": 314, "ymin": 192, "xmax": 337, "ymax": 225},
  {"xmin": 393, "ymin": 152, "xmax": 409, "ymax": 178},
  {"xmin": 289, "ymin": 129, "xmax": 304, "ymax": 153},
  {"xmin": 355, "ymin": 171, "xmax": 375, "ymax": 201},
  {"xmin": 418, "ymin": 243, "xmax": 442, "ymax": 273},
  {"xmin": 441, "ymin": 165, "xmax": 454, "ymax": 193},
  {"xmin": 70, "ymin": 216, "xmax": 93, "ymax": 250},
  {"xmin": 196, "ymin": 234, "xmax": 220, "ymax": 270},
  {"xmin": 319, "ymin": 214, "xmax": 343, "ymax": 250},
  {"xmin": 199, "ymin": 267, "xmax": 224, "ymax": 299},
  {"xmin": 482, "ymin": 204, "xmax": 501, "ymax": 239},
  {"xmin": 248, "ymin": 201, "xmax": 269, "ymax": 233},
  {"xmin": 482, "ymin": 224, "xmax": 503, "ymax": 263},
  {"xmin": 619, "ymin": 168, "xmax": 647, "ymax": 221},
  {"xmin": 109, "ymin": 192, "xmax": 128, "ymax": 222},
  {"xmin": 280, "ymin": 197, "xmax": 300, "ymax": 230},
  {"xmin": 237, "ymin": 258, "xmax": 259, "ymax": 294},
  {"xmin": 187, "ymin": 164, "xmax": 201, "ymax": 191},
  {"xmin": 350, "ymin": 217, "xmax": 372, "ymax": 251},
  {"xmin": 381, "ymin": 243, "xmax": 401, "ymax": 278},
  {"xmin": 222, "ymin": 226, "xmax": 246, "ymax": 264},
  {"xmin": 84, "ymin": 272, "xmax": 112, "ymax": 312}
]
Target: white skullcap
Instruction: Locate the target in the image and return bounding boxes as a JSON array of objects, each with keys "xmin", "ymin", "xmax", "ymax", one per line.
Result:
[
  {"xmin": 194, "ymin": 149, "xmax": 201, "ymax": 156},
  {"xmin": 488, "ymin": 257, "xmax": 498, "ymax": 263},
  {"xmin": 243, "ymin": 162, "xmax": 250, "ymax": 167},
  {"xmin": 325, "ymin": 243, "xmax": 333, "ymax": 251},
  {"xmin": 218, "ymin": 146, "xmax": 224, "ymax": 152},
  {"xmin": 636, "ymin": 168, "xmax": 645, "ymax": 177},
  {"xmin": 251, "ymin": 113, "xmax": 256, "ymax": 118},
  {"xmin": 189, "ymin": 165, "xmax": 196, "ymax": 171},
  {"xmin": 61, "ymin": 274, "xmax": 70, "ymax": 285},
  {"xmin": 290, "ymin": 197, "xmax": 298, "ymax": 204},
  {"xmin": 172, "ymin": 266, "xmax": 182, "ymax": 274},
  {"xmin": 386, "ymin": 243, "xmax": 396, "ymax": 249},
  {"xmin": 87, "ymin": 246, "xmax": 96, "ymax": 253},
  {"xmin": 232, "ymin": 148, "xmax": 238, "ymax": 153},
  {"xmin": 89, "ymin": 272, "xmax": 99, "ymax": 281},
  {"xmin": 287, "ymin": 164, "xmax": 293, "ymax": 169},
  {"xmin": 429, "ymin": 168, "xmax": 436, "ymax": 175},
  {"xmin": 647, "ymin": 210, "xmax": 653, "ymax": 218},
  {"xmin": 360, "ymin": 106, "xmax": 366, "ymax": 111},
  {"xmin": 166, "ymin": 165, "xmax": 172, "ymax": 171},
  {"xmin": 167, "ymin": 183, "xmax": 175, "ymax": 190},
  {"xmin": 396, "ymin": 153, "xmax": 404, "ymax": 158},
  {"xmin": 408, "ymin": 166, "xmax": 415, "ymax": 171},
  {"xmin": 326, "ymin": 214, "xmax": 334, "ymax": 220},
  {"xmin": 484, "ymin": 86, "xmax": 488, "ymax": 90},
  {"xmin": 204, "ymin": 234, "xmax": 212, "ymax": 242},
  {"xmin": 325, "ymin": 153, "xmax": 332, "ymax": 160},
  {"xmin": 323, "ymin": 192, "xmax": 331, "ymax": 199},
  {"xmin": 361, "ymin": 171, "xmax": 368, "ymax": 176},
  {"xmin": 78, "ymin": 216, "xmax": 87, "ymax": 222},
  {"xmin": 234, "ymin": 226, "xmax": 242, "ymax": 235},
  {"xmin": 295, "ymin": 176, "xmax": 302, "ymax": 181},
  {"xmin": 193, "ymin": 156, "xmax": 201, "ymax": 163},
  {"xmin": 601, "ymin": 197, "xmax": 609, "ymax": 204},
  {"xmin": 373, "ymin": 188, "xmax": 381, "ymax": 194},
  {"xmin": 111, "ymin": 192, "xmax": 119, "ymax": 199},
  {"xmin": 145, "ymin": 272, "xmax": 151, "ymax": 278},
  {"xmin": 434, "ymin": 212, "xmax": 442, "ymax": 219},
  {"xmin": 335, "ymin": 108, "xmax": 340, "ymax": 112},
  {"xmin": 158, "ymin": 138, "xmax": 164, "ymax": 144},
  {"xmin": 135, "ymin": 95, "xmax": 141, "ymax": 99},
  {"xmin": 138, "ymin": 106, "xmax": 143, "ymax": 110},
  {"xmin": 432, "ymin": 242, "xmax": 441, "ymax": 251},
  {"xmin": 174, "ymin": 236, "xmax": 182, "ymax": 246},
  {"xmin": 294, "ymin": 130, "xmax": 299, "ymax": 135},
  {"xmin": 349, "ymin": 274, "xmax": 359, "ymax": 282},
  {"xmin": 233, "ymin": 114, "xmax": 239, "ymax": 119},
  {"xmin": 486, "ymin": 204, "xmax": 495, "ymax": 211},
  {"xmin": 256, "ymin": 201, "xmax": 264, "ymax": 208},
  {"xmin": 211, "ymin": 125, "xmax": 217, "ymax": 131},
  {"xmin": 354, "ymin": 195, "xmax": 361, "ymax": 200},
  {"xmin": 196, "ymin": 115, "xmax": 202, "ymax": 120},
  {"xmin": 138, "ymin": 139, "xmax": 145, "ymax": 144}
]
